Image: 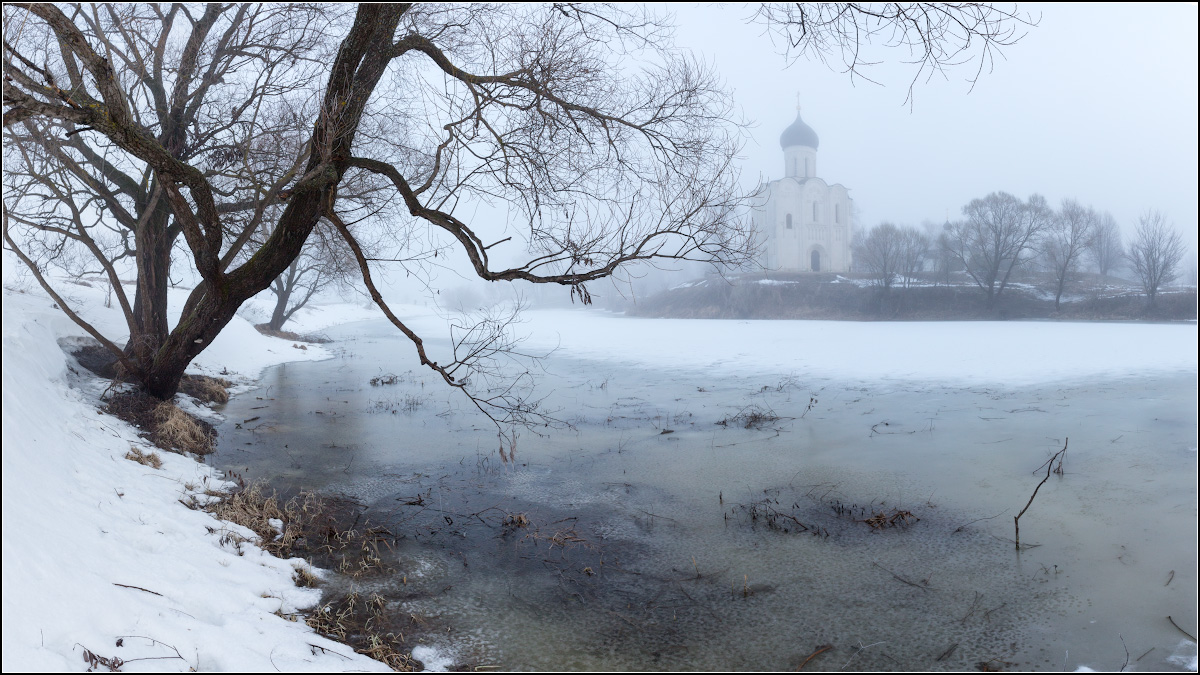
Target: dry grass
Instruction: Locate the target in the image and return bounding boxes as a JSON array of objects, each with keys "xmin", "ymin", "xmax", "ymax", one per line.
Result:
[
  {"xmin": 178, "ymin": 374, "xmax": 231, "ymax": 404},
  {"xmin": 292, "ymin": 563, "xmax": 320, "ymax": 588},
  {"xmin": 124, "ymin": 447, "xmax": 163, "ymax": 469},
  {"xmin": 716, "ymin": 404, "xmax": 783, "ymax": 429},
  {"xmin": 306, "ymin": 592, "xmax": 418, "ymax": 671},
  {"xmin": 155, "ymin": 401, "xmax": 216, "ymax": 455},
  {"xmin": 105, "ymin": 390, "xmax": 217, "ymax": 457},
  {"xmin": 204, "ymin": 482, "xmax": 416, "ymax": 670},
  {"xmin": 204, "ymin": 481, "xmax": 396, "ymax": 575}
]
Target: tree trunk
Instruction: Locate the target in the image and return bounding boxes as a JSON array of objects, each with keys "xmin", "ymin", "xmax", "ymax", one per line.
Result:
[
  {"xmin": 268, "ymin": 288, "xmax": 289, "ymax": 331},
  {"xmin": 126, "ymin": 210, "xmax": 173, "ymax": 372}
]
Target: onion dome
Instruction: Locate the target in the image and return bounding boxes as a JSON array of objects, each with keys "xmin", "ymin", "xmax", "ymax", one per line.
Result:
[{"xmin": 779, "ymin": 110, "xmax": 819, "ymax": 150}]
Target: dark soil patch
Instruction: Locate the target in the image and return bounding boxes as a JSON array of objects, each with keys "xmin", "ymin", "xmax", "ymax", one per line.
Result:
[{"xmin": 71, "ymin": 343, "xmax": 122, "ymax": 379}]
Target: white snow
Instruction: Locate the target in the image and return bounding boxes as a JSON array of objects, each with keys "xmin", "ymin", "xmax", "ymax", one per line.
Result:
[
  {"xmin": 2, "ymin": 274, "xmax": 388, "ymax": 672},
  {"xmin": 514, "ymin": 310, "xmax": 1198, "ymax": 385}
]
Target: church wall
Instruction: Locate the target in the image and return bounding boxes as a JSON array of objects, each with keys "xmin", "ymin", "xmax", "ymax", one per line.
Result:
[{"xmin": 783, "ymin": 146, "xmax": 817, "ymax": 179}]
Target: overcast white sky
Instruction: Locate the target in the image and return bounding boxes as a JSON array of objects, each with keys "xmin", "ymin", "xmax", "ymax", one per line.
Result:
[{"xmin": 669, "ymin": 3, "xmax": 1198, "ymax": 251}]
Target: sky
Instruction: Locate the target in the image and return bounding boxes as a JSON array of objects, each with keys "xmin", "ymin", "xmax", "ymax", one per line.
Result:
[{"xmin": 669, "ymin": 3, "xmax": 1198, "ymax": 249}]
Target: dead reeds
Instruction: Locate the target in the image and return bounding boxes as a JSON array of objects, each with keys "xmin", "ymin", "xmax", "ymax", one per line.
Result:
[
  {"xmin": 155, "ymin": 401, "xmax": 216, "ymax": 455},
  {"xmin": 178, "ymin": 374, "xmax": 231, "ymax": 404},
  {"xmin": 124, "ymin": 447, "xmax": 162, "ymax": 469},
  {"xmin": 305, "ymin": 592, "xmax": 418, "ymax": 671}
]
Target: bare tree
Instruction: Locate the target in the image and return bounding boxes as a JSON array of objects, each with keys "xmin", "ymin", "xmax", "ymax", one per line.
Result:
[
  {"xmin": 943, "ymin": 192, "xmax": 1051, "ymax": 308},
  {"xmin": 1126, "ymin": 210, "xmax": 1186, "ymax": 309},
  {"xmin": 4, "ymin": 3, "xmax": 1040, "ymax": 438},
  {"xmin": 1089, "ymin": 211, "xmax": 1124, "ymax": 278},
  {"xmin": 260, "ymin": 220, "xmax": 358, "ymax": 332},
  {"xmin": 897, "ymin": 226, "xmax": 930, "ymax": 288},
  {"xmin": 852, "ymin": 222, "xmax": 904, "ymax": 290},
  {"xmin": 753, "ymin": 3, "xmax": 1038, "ymax": 104},
  {"xmin": 3, "ymin": 4, "xmax": 752, "ymax": 419},
  {"xmin": 4, "ymin": 2, "xmax": 338, "ymax": 394},
  {"xmin": 1042, "ymin": 198, "xmax": 1096, "ymax": 312}
]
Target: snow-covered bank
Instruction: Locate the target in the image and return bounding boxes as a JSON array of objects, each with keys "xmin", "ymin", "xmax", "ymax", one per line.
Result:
[
  {"xmin": 2, "ymin": 280, "xmax": 389, "ymax": 672},
  {"xmin": 515, "ymin": 310, "xmax": 1199, "ymax": 385}
]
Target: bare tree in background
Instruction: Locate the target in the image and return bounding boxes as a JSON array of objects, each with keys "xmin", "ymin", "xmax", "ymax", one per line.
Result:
[
  {"xmin": 898, "ymin": 226, "xmax": 930, "ymax": 288},
  {"xmin": 1126, "ymin": 210, "xmax": 1186, "ymax": 309},
  {"xmin": 852, "ymin": 222, "xmax": 904, "ymax": 290},
  {"xmin": 1089, "ymin": 212, "xmax": 1124, "ymax": 278},
  {"xmin": 1042, "ymin": 198, "xmax": 1096, "ymax": 312},
  {"xmin": 260, "ymin": 220, "xmax": 358, "ymax": 332},
  {"xmin": 943, "ymin": 192, "xmax": 1051, "ymax": 308},
  {"xmin": 753, "ymin": 3, "xmax": 1038, "ymax": 103}
]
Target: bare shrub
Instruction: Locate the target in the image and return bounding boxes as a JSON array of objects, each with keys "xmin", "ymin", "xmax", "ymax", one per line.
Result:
[
  {"xmin": 717, "ymin": 404, "xmax": 784, "ymax": 429},
  {"xmin": 123, "ymin": 447, "xmax": 162, "ymax": 469}
]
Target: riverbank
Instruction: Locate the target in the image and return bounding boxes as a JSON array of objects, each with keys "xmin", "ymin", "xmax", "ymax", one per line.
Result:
[
  {"xmin": 0, "ymin": 274, "xmax": 393, "ymax": 672},
  {"xmin": 624, "ymin": 272, "xmax": 1198, "ymax": 321}
]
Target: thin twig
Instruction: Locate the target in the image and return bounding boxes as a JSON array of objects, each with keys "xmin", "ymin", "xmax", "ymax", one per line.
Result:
[
  {"xmin": 797, "ymin": 644, "xmax": 833, "ymax": 671},
  {"xmin": 936, "ymin": 643, "xmax": 958, "ymax": 661},
  {"xmin": 1014, "ymin": 438, "xmax": 1067, "ymax": 550},
  {"xmin": 112, "ymin": 583, "xmax": 162, "ymax": 596},
  {"xmin": 871, "ymin": 561, "xmax": 928, "ymax": 591},
  {"xmin": 1167, "ymin": 615, "xmax": 1196, "ymax": 642},
  {"xmin": 841, "ymin": 641, "xmax": 885, "ymax": 670},
  {"xmin": 1119, "ymin": 634, "xmax": 1129, "ymax": 672},
  {"xmin": 953, "ymin": 509, "xmax": 1008, "ymax": 533}
]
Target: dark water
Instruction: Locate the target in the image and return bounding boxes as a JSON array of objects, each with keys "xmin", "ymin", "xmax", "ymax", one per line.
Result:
[{"xmin": 213, "ymin": 319, "xmax": 1197, "ymax": 671}]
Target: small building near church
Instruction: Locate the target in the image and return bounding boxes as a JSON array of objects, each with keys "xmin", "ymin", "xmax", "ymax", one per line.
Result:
[{"xmin": 751, "ymin": 108, "xmax": 854, "ymax": 272}]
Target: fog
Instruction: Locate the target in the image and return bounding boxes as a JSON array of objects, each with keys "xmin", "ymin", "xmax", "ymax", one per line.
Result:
[
  {"xmin": 671, "ymin": 3, "xmax": 1197, "ymax": 249},
  {"xmin": 374, "ymin": 3, "xmax": 1198, "ymax": 310}
]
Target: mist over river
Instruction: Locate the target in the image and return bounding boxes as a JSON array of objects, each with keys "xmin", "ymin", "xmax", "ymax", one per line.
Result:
[{"xmin": 214, "ymin": 316, "xmax": 1197, "ymax": 671}]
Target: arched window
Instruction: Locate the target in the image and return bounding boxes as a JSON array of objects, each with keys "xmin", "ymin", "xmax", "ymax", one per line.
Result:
[
  {"xmin": 835, "ymin": 204, "xmax": 840, "ymax": 223},
  {"xmin": 812, "ymin": 202, "xmax": 818, "ymax": 222},
  {"xmin": 785, "ymin": 214, "xmax": 793, "ymax": 229},
  {"xmin": 804, "ymin": 158, "xmax": 810, "ymax": 177}
]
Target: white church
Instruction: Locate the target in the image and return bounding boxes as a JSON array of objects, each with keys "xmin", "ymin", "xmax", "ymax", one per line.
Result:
[{"xmin": 751, "ymin": 108, "xmax": 854, "ymax": 272}]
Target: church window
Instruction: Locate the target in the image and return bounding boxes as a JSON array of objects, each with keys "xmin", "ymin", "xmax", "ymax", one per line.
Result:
[
  {"xmin": 804, "ymin": 158, "xmax": 810, "ymax": 177},
  {"xmin": 835, "ymin": 204, "xmax": 840, "ymax": 223},
  {"xmin": 812, "ymin": 202, "xmax": 818, "ymax": 222},
  {"xmin": 785, "ymin": 214, "xmax": 793, "ymax": 229}
]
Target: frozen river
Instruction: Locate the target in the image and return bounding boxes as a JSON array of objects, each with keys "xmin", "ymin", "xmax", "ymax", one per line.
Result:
[{"xmin": 214, "ymin": 314, "xmax": 1197, "ymax": 671}]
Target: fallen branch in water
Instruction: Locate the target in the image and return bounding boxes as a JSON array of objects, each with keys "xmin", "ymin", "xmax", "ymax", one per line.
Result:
[
  {"xmin": 1167, "ymin": 615, "xmax": 1196, "ymax": 642},
  {"xmin": 1014, "ymin": 438, "xmax": 1068, "ymax": 551},
  {"xmin": 872, "ymin": 561, "xmax": 928, "ymax": 591},
  {"xmin": 796, "ymin": 644, "xmax": 833, "ymax": 671}
]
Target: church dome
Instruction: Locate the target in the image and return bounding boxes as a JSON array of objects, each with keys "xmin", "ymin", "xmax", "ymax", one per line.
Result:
[{"xmin": 779, "ymin": 111, "xmax": 819, "ymax": 150}]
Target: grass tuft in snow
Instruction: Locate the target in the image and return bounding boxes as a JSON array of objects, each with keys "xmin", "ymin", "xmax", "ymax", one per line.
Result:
[
  {"xmin": 178, "ymin": 374, "xmax": 231, "ymax": 404},
  {"xmin": 154, "ymin": 401, "xmax": 216, "ymax": 455},
  {"xmin": 123, "ymin": 447, "xmax": 163, "ymax": 469}
]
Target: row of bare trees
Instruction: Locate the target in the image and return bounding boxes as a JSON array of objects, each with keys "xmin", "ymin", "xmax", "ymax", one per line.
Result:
[{"xmin": 854, "ymin": 192, "xmax": 1189, "ymax": 311}]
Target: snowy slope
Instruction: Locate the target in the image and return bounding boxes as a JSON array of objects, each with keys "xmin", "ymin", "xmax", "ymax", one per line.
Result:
[{"xmin": 1, "ymin": 279, "xmax": 389, "ymax": 672}]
